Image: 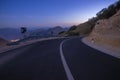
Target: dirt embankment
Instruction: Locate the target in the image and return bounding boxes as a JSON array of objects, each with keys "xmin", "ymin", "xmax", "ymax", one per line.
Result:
[{"xmin": 86, "ymin": 10, "xmax": 120, "ymax": 58}]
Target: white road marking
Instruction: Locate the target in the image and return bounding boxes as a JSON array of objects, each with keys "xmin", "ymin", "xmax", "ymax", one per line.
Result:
[{"xmin": 60, "ymin": 40, "xmax": 75, "ymax": 80}]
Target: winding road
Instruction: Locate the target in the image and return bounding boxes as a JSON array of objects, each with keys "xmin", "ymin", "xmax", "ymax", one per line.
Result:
[{"xmin": 0, "ymin": 37, "xmax": 120, "ymax": 80}]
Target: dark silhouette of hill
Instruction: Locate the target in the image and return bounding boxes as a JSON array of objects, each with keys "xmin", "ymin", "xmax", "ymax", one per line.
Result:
[
  {"xmin": 0, "ymin": 37, "xmax": 8, "ymax": 46},
  {"xmin": 28, "ymin": 26, "xmax": 68, "ymax": 37},
  {"xmin": 0, "ymin": 26, "xmax": 68, "ymax": 41}
]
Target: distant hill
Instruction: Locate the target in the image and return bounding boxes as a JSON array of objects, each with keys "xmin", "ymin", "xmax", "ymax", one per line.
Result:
[
  {"xmin": 59, "ymin": 17, "xmax": 97, "ymax": 37},
  {"xmin": 47, "ymin": 26, "xmax": 68, "ymax": 36},
  {"xmin": 59, "ymin": 20, "xmax": 96, "ymax": 37},
  {"xmin": 0, "ymin": 28, "xmax": 22, "ymax": 40},
  {"xmin": 28, "ymin": 26, "xmax": 68, "ymax": 37},
  {"xmin": 0, "ymin": 38, "xmax": 8, "ymax": 46},
  {"xmin": 0, "ymin": 26, "xmax": 68, "ymax": 41}
]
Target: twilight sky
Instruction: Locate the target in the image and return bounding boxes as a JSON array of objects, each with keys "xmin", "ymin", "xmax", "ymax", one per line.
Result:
[{"xmin": 0, "ymin": 0, "xmax": 118, "ymax": 28}]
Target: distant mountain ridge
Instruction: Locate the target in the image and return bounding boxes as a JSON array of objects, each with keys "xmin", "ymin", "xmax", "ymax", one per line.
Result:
[
  {"xmin": 0, "ymin": 28, "xmax": 22, "ymax": 40},
  {"xmin": 28, "ymin": 26, "xmax": 68, "ymax": 37},
  {"xmin": 0, "ymin": 37, "xmax": 8, "ymax": 46},
  {"xmin": 0, "ymin": 26, "xmax": 68, "ymax": 41}
]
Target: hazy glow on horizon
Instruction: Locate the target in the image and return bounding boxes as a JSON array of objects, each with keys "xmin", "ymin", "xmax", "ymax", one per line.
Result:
[{"xmin": 0, "ymin": 0, "xmax": 118, "ymax": 28}]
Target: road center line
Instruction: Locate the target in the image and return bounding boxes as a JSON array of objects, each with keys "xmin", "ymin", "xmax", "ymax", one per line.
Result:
[{"xmin": 60, "ymin": 39, "xmax": 75, "ymax": 80}]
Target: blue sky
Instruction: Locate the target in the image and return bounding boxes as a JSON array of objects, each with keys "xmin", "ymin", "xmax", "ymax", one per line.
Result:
[{"xmin": 0, "ymin": 0, "xmax": 118, "ymax": 28}]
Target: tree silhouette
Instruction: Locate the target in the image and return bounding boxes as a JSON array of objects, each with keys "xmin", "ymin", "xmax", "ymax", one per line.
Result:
[
  {"xmin": 21, "ymin": 27, "xmax": 27, "ymax": 39},
  {"xmin": 96, "ymin": 0, "xmax": 120, "ymax": 19}
]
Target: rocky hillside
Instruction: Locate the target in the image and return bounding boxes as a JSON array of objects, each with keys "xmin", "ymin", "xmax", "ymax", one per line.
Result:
[
  {"xmin": 88, "ymin": 10, "xmax": 120, "ymax": 48},
  {"xmin": 59, "ymin": 18, "xmax": 96, "ymax": 37},
  {"xmin": 74, "ymin": 18, "xmax": 96, "ymax": 35},
  {"xmin": 59, "ymin": 0, "xmax": 120, "ymax": 37}
]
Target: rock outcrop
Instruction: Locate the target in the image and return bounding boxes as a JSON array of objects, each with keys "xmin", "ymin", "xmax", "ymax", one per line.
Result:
[{"xmin": 88, "ymin": 10, "xmax": 120, "ymax": 50}]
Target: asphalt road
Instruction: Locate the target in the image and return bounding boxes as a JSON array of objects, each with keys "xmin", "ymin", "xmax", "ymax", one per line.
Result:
[
  {"xmin": 0, "ymin": 37, "xmax": 120, "ymax": 80},
  {"xmin": 62, "ymin": 37, "xmax": 120, "ymax": 80}
]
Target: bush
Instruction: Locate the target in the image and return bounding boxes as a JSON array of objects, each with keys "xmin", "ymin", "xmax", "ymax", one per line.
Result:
[
  {"xmin": 58, "ymin": 31, "xmax": 65, "ymax": 35},
  {"xmin": 96, "ymin": 0, "xmax": 120, "ymax": 19},
  {"xmin": 67, "ymin": 31, "xmax": 79, "ymax": 36},
  {"xmin": 68, "ymin": 25, "xmax": 77, "ymax": 31}
]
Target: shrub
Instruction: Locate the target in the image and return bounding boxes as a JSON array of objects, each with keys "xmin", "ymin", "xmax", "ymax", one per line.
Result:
[
  {"xmin": 58, "ymin": 31, "xmax": 65, "ymax": 35},
  {"xmin": 68, "ymin": 25, "xmax": 77, "ymax": 32}
]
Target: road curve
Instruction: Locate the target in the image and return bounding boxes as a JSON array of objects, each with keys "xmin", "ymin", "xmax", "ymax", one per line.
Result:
[
  {"xmin": 60, "ymin": 39, "xmax": 74, "ymax": 80},
  {"xmin": 0, "ymin": 38, "xmax": 67, "ymax": 80},
  {"xmin": 0, "ymin": 37, "xmax": 120, "ymax": 80},
  {"xmin": 62, "ymin": 37, "xmax": 120, "ymax": 80}
]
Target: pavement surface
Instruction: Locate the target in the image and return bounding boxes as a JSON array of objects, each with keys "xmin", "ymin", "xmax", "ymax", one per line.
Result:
[
  {"xmin": 0, "ymin": 37, "xmax": 120, "ymax": 80},
  {"xmin": 62, "ymin": 37, "xmax": 120, "ymax": 80}
]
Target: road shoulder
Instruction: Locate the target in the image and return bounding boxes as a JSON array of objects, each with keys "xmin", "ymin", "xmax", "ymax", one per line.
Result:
[{"xmin": 82, "ymin": 37, "xmax": 120, "ymax": 59}]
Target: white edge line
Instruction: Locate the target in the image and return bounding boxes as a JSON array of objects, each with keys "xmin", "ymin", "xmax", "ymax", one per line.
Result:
[{"xmin": 60, "ymin": 39, "xmax": 75, "ymax": 80}]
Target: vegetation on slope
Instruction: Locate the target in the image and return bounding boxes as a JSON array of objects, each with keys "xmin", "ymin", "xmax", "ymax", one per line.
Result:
[{"xmin": 59, "ymin": 0, "xmax": 120, "ymax": 37}]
